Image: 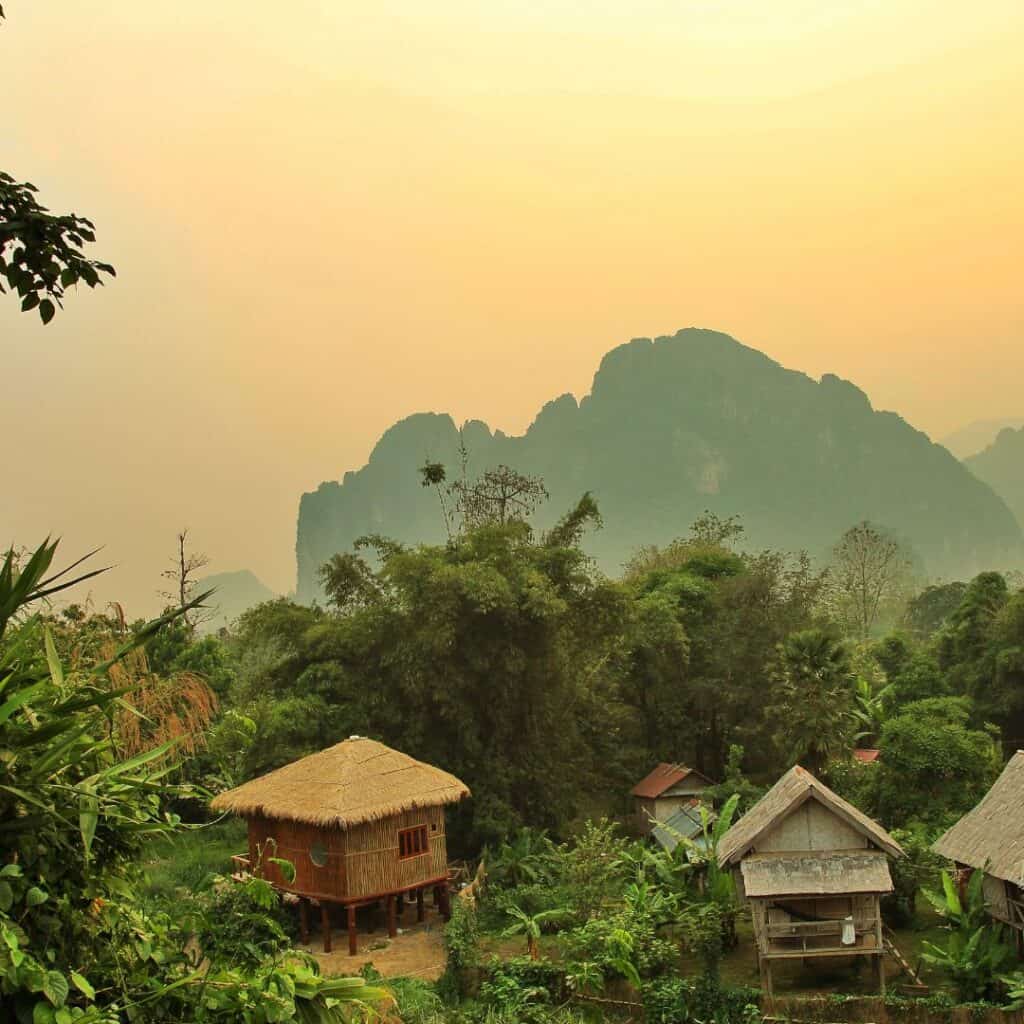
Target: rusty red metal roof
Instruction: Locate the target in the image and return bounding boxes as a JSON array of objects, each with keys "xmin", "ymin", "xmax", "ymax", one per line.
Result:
[
  {"xmin": 631, "ymin": 762, "xmax": 708, "ymax": 799},
  {"xmin": 852, "ymin": 748, "xmax": 881, "ymax": 764}
]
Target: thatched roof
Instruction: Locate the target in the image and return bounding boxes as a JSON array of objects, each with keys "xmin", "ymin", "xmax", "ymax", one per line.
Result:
[
  {"xmin": 210, "ymin": 736, "xmax": 470, "ymax": 828},
  {"xmin": 717, "ymin": 765, "xmax": 904, "ymax": 867},
  {"xmin": 933, "ymin": 751, "xmax": 1024, "ymax": 885},
  {"xmin": 741, "ymin": 850, "xmax": 893, "ymax": 897}
]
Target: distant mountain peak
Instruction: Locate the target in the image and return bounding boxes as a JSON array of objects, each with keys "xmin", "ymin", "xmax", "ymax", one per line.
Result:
[{"xmin": 295, "ymin": 329, "xmax": 1021, "ymax": 603}]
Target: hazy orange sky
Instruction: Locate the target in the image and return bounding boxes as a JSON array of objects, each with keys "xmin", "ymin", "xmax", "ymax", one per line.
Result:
[{"xmin": 2, "ymin": 1, "xmax": 1022, "ymax": 614}]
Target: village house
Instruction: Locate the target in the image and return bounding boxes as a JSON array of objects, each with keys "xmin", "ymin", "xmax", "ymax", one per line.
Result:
[
  {"xmin": 210, "ymin": 736, "xmax": 470, "ymax": 955},
  {"xmin": 933, "ymin": 750, "xmax": 1024, "ymax": 947},
  {"xmin": 717, "ymin": 765, "xmax": 904, "ymax": 996},
  {"xmin": 630, "ymin": 762, "xmax": 714, "ymax": 835}
]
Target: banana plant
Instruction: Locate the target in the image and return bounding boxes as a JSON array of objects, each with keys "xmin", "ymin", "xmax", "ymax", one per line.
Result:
[
  {"xmin": 502, "ymin": 905, "xmax": 570, "ymax": 960},
  {"xmin": 921, "ymin": 869, "xmax": 1014, "ymax": 1002}
]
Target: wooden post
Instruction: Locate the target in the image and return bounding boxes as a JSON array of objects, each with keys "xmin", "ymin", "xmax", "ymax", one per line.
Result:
[
  {"xmin": 347, "ymin": 904, "xmax": 358, "ymax": 956},
  {"xmin": 432, "ymin": 885, "xmax": 440, "ymax": 907},
  {"xmin": 416, "ymin": 887, "xmax": 425, "ymax": 923},
  {"xmin": 876, "ymin": 953, "xmax": 886, "ymax": 995},
  {"xmin": 439, "ymin": 881, "xmax": 451, "ymax": 922},
  {"xmin": 386, "ymin": 894, "xmax": 397, "ymax": 938},
  {"xmin": 396, "ymin": 892, "xmax": 404, "ymax": 918},
  {"xmin": 299, "ymin": 898, "xmax": 310, "ymax": 945},
  {"xmin": 321, "ymin": 903, "xmax": 332, "ymax": 954}
]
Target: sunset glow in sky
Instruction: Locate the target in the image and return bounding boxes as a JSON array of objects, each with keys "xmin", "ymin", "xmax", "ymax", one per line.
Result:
[{"xmin": 3, "ymin": 1, "xmax": 1023, "ymax": 611}]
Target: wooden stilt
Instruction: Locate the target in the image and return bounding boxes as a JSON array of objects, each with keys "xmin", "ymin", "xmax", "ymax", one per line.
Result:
[
  {"xmin": 876, "ymin": 953, "xmax": 886, "ymax": 996},
  {"xmin": 439, "ymin": 882, "xmax": 451, "ymax": 922},
  {"xmin": 396, "ymin": 892, "xmax": 404, "ymax": 918},
  {"xmin": 416, "ymin": 887, "xmax": 425, "ymax": 923},
  {"xmin": 347, "ymin": 904, "xmax": 358, "ymax": 956},
  {"xmin": 386, "ymin": 894, "xmax": 397, "ymax": 938},
  {"xmin": 432, "ymin": 885, "xmax": 440, "ymax": 907},
  {"xmin": 321, "ymin": 903, "xmax": 332, "ymax": 954},
  {"xmin": 299, "ymin": 898, "xmax": 310, "ymax": 945}
]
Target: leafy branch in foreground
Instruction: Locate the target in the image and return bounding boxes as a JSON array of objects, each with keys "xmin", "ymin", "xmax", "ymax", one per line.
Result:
[{"xmin": 0, "ymin": 173, "xmax": 116, "ymax": 324}]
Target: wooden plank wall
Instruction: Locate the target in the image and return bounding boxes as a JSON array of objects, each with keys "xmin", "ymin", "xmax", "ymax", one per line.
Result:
[{"xmin": 757, "ymin": 801, "xmax": 869, "ymax": 853}]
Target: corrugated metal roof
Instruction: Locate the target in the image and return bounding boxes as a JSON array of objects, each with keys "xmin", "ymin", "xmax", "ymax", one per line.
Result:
[
  {"xmin": 717, "ymin": 765, "xmax": 904, "ymax": 866},
  {"xmin": 631, "ymin": 762, "xmax": 710, "ymax": 799},
  {"xmin": 934, "ymin": 751, "xmax": 1024, "ymax": 885},
  {"xmin": 651, "ymin": 802, "xmax": 715, "ymax": 853},
  {"xmin": 741, "ymin": 850, "xmax": 893, "ymax": 897}
]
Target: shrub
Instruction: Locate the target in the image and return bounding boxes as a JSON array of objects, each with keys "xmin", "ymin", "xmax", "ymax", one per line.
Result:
[{"xmin": 643, "ymin": 976, "xmax": 761, "ymax": 1024}]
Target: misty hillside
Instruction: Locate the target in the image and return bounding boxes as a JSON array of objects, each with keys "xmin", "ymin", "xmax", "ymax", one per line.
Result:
[
  {"xmin": 966, "ymin": 427, "xmax": 1024, "ymax": 532},
  {"xmin": 941, "ymin": 417, "xmax": 1024, "ymax": 459},
  {"xmin": 296, "ymin": 328, "xmax": 1021, "ymax": 602},
  {"xmin": 198, "ymin": 569, "xmax": 278, "ymax": 631}
]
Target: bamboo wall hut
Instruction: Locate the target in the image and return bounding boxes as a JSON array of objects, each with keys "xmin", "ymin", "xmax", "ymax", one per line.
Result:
[
  {"xmin": 631, "ymin": 762, "xmax": 714, "ymax": 835},
  {"xmin": 210, "ymin": 736, "xmax": 470, "ymax": 955},
  {"xmin": 717, "ymin": 765, "xmax": 904, "ymax": 996},
  {"xmin": 933, "ymin": 751, "xmax": 1024, "ymax": 943}
]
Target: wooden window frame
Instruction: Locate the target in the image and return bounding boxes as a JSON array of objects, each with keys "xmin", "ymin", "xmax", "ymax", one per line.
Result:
[{"xmin": 398, "ymin": 824, "xmax": 429, "ymax": 860}]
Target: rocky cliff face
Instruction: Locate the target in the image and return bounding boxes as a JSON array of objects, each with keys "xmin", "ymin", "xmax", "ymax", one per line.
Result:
[
  {"xmin": 966, "ymin": 427, "xmax": 1024, "ymax": 532},
  {"xmin": 296, "ymin": 329, "xmax": 1022, "ymax": 602}
]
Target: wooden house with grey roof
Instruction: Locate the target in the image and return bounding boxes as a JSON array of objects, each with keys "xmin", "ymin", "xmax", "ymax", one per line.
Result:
[
  {"xmin": 211, "ymin": 736, "xmax": 470, "ymax": 955},
  {"xmin": 717, "ymin": 765, "xmax": 904, "ymax": 995},
  {"xmin": 934, "ymin": 751, "xmax": 1024, "ymax": 945}
]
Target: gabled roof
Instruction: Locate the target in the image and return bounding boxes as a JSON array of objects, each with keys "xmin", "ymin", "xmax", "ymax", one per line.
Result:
[
  {"xmin": 210, "ymin": 736, "xmax": 470, "ymax": 828},
  {"xmin": 933, "ymin": 751, "xmax": 1024, "ymax": 885},
  {"xmin": 717, "ymin": 765, "xmax": 904, "ymax": 867},
  {"xmin": 631, "ymin": 762, "xmax": 712, "ymax": 799},
  {"xmin": 741, "ymin": 850, "xmax": 893, "ymax": 897}
]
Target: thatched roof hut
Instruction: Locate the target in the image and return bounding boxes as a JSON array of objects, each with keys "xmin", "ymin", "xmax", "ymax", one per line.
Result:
[
  {"xmin": 718, "ymin": 765, "xmax": 903, "ymax": 867},
  {"xmin": 933, "ymin": 751, "xmax": 1024, "ymax": 933},
  {"xmin": 717, "ymin": 765, "xmax": 903, "ymax": 997},
  {"xmin": 210, "ymin": 735, "xmax": 470, "ymax": 826},
  {"xmin": 212, "ymin": 737, "xmax": 470, "ymax": 955},
  {"xmin": 933, "ymin": 751, "xmax": 1024, "ymax": 886}
]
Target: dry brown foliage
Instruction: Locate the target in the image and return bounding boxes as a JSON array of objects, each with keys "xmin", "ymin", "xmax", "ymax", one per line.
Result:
[{"xmin": 103, "ymin": 642, "xmax": 218, "ymax": 758}]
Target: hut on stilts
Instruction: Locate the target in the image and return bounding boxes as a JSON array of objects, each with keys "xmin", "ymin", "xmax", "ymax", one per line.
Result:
[
  {"xmin": 717, "ymin": 765, "xmax": 904, "ymax": 997},
  {"xmin": 210, "ymin": 736, "xmax": 470, "ymax": 955},
  {"xmin": 934, "ymin": 750, "xmax": 1024, "ymax": 949}
]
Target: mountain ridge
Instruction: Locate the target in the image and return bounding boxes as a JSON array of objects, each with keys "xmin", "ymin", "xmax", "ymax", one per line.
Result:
[
  {"xmin": 296, "ymin": 328, "xmax": 1021, "ymax": 602},
  {"xmin": 966, "ymin": 427, "xmax": 1024, "ymax": 534}
]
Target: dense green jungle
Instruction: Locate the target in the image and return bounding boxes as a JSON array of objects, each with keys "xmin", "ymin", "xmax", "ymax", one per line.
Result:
[{"xmin": 5, "ymin": 471, "xmax": 1024, "ymax": 1022}]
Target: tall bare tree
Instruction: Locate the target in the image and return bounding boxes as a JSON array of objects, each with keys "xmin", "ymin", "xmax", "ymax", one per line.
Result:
[
  {"xmin": 830, "ymin": 521, "xmax": 914, "ymax": 640},
  {"xmin": 160, "ymin": 529, "xmax": 213, "ymax": 632}
]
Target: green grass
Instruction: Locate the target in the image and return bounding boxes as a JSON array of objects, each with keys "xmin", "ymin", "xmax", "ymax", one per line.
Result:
[{"xmin": 139, "ymin": 817, "xmax": 247, "ymax": 901}]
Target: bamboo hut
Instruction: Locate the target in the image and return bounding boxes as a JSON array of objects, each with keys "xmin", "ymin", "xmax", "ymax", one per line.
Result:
[
  {"xmin": 210, "ymin": 736, "xmax": 470, "ymax": 955},
  {"xmin": 933, "ymin": 751, "xmax": 1024, "ymax": 944},
  {"xmin": 717, "ymin": 765, "xmax": 904, "ymax": 996},
  {"xmin": 631, "ymin": 762, "xmax": 714, "ymax": 835}
]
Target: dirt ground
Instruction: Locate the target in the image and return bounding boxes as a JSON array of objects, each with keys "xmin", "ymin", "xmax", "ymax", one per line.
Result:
[{"xmin": 298, "ymin": 905, "xmax": 448, "ymax": 980}]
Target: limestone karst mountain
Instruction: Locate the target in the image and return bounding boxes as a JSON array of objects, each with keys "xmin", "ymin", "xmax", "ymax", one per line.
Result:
[
  {"xmin": 296, "ymin": 329, "xmax": 1022, "ymax": 603},
  {"xmin": 966, "ymin": 427, "xmax": 1024, "ymax": 533}
]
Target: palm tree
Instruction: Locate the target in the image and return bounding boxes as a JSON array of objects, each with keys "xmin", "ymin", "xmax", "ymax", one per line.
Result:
[
  {"xmin": 769, "ymin": 629, "xmax": 855, "ymax": 776},
  {"xmin": 502, "ymin": 905, "xmax": 569, "ymax": 960}
]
